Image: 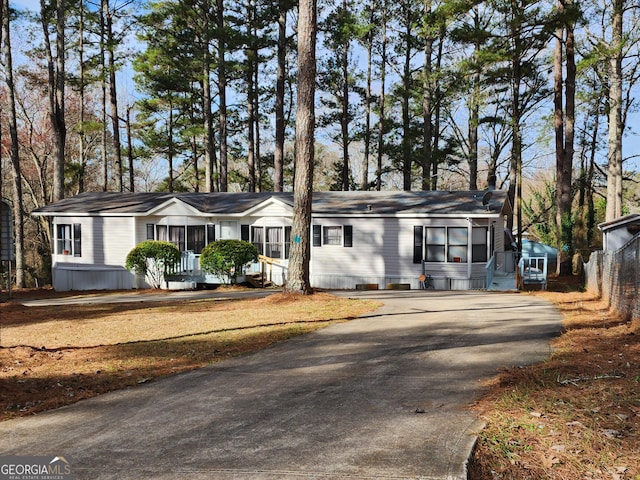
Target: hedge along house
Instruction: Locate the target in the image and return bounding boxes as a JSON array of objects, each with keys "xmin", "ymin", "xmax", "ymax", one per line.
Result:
[{"xmin": 32, "ymin": 190, "xmax": 512, "ymax": 291}]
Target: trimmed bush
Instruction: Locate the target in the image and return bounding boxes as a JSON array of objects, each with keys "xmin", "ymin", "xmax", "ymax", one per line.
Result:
[
  {"xmin": 125, "ymin": 240, "xmax": 181, "ymax": 288},
  {"xmin": 200, "ymin": 240, "xmax": 258, "ymax": 285}
]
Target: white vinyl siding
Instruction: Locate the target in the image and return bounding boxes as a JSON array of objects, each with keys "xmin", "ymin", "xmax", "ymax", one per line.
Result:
[
  {"xmin": 101, "ymin": 217, "xmax": 136, "ymax": 265},
  {"xmin": 53, "ymin": 216, "xmax": 134, "ymax": 266},
  {"xmin": 311, "ymin": 218, "xmax": 394, "ymax": 277}
]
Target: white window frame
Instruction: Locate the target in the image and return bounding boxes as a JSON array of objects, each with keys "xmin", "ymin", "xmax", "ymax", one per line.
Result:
[
  {"xmin": 322, "ymin": 226, "xmax": 343, "ymax": 246},
  {"xmin": 424, "ymin": 226, "xmax": 486, "ymax": 264},
  {"xmin": 251, "ymin": 225, "xmax": 291, "ymax": 259},
  {"xmin": 56, "ymin": 223, "xmax": 81, "ymax": 257}
]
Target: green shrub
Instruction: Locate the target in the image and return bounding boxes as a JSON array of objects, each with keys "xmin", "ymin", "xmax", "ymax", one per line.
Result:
[
  {"xmin": 200, "ymin": 240, "xmax": 258, "ymax": 284},
  {"xmin": 125, "ymin": 240, "xmax": 181, "ymax": 288}
]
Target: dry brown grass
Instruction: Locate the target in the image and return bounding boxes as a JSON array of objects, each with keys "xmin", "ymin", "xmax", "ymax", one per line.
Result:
[
  {"xmin": 0, "ymin": 289, "xmax": 379, "ymax": 421},
  {"xmin": 469, "ymin": 289, "xmax": 640, "ymax": 480},
  {"xmin": 3, "ymin": 285, "xmax": 639, "ymax": 479}
]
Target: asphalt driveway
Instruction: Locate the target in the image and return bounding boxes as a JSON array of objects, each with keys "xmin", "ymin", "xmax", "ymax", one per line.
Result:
[{"xmin": 0, "ymin": 290, "xmax": 561, "ymax": 479}]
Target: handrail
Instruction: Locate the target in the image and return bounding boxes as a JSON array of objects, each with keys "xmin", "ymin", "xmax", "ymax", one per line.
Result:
[
  {"xmin": 486, "ymin": 254, "xmax": 496, "ymax": 288},
  {"xmin": 258, "ymin": 254, "xmax": 281, "ymax": 265}
]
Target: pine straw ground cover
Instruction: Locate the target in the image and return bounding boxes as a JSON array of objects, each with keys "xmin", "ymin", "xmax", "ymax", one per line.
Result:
[
  {"xmin": 2, "ymin": 287, "xmax": 639, "ymax": 479},
  {"xmin": 0, "ymin": 289, "xmax": 379, "ymax": 422},
  {"xmin": 469, "ymin": 289, "xmax": 640, "ymax": 480}
]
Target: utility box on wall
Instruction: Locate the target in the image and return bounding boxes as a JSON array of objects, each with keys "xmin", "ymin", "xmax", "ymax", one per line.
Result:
[{"xmin": 1, "ymin": 199, "xmax": 14, "ymax": 262}]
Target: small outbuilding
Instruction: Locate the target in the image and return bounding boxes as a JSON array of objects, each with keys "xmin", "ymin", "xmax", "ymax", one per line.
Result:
[{"xmin": 598, "ymin": 214, "xmax": 640, "ymax": 252}]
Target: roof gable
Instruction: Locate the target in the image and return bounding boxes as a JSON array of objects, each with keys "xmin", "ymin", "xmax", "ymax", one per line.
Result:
[
  {"xmin": 146, "ymin": 197, "xmax": 205, "ymax": 216},
  {"xmin": 242, "ymin": 196, "xmax": 293, "ymax": 217}
]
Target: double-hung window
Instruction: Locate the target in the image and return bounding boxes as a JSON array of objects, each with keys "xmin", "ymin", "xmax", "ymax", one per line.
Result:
[
  {"xmin": 421, "ymin": 225, "xmax": 489, "ymax": 263},
  {"xmin": 323, "ymin": 226, "xmax": 342, "ymax": 246},
  {"xmin": 249, "ymin": 226, "xmax": 291, "ymax": 259},
  {"xmin": 425, "ymin": 227, "xmax": 446, "ymax": 262},
  {"xmin": 155, "ymin": 225, "xmax": 186, "ymax": 251},
  {"xmin": 312, "ymin": 225, "xmax": 353, "ymax": 247},
  {"xmin": 187, "ymin": 226, "xmax": 205, "ymax": 254},
  {"xmin": 447, "ymin": 227, "xmax": 468, "ymax": 263},
  {"xmin": 265, "ymin": 227, "xmax": 283, "ymax": 258},
  {"xmin": 251, "ymin": 226, "xmax": 264, "ymax": 255},
  {"xmin": 149, "ymin": 224, "xmax": 213, "ymax": 253},
  {"xmin": 425, "ymin": 226, "xmax": 467, "ymax": 263},
  {"xmin": 56, "ymin": 223, "xmax": 81, "ymax": 257},
  {"xmin": 472, "ymin": 227, "xmax": 488, "ymax": 262}
]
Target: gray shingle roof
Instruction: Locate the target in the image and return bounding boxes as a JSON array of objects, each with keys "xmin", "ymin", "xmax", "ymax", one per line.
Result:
[{"xmin": 33, "ymin": 190, "xmax": 510, "ymax": 216}]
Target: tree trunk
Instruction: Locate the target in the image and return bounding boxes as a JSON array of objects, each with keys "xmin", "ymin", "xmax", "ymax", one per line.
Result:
[
  {"xmin": 105, "ymin": 1, "xmax": 123, "ymax": 192},
  {"xmin": 339, "ymin": 0, "xmax": 350, "ymax": 191},
  {"xmin": 247, "ymin": 39, "xmax": 256, "ymax": 192},
  {"xmin": 430, "ymin": 32, "xmax": 444, "ymax": 191},
  {"xmin": 468, "ymin": 5, "xmax": 481, "ymax": 191},
  {"xmin": 468, "ymin": 88, "xmax": 479, "ymax": 190},
  {"xmin": 422, "ymin": 0, "xmax": 432, "ymax": 191},
  {"xmin": 99, "ymin": 0, "xmax": 108, "ymax": 191},
  {"xmin": 274, "ymin": 2, "xmax": 286, "ymax": 192},
  {"xmin": 362, "ymin": 3, "xmax": 374, "ymax": 190},
  {"xmin": 78, "ymin": 0, "xmax": 86, "ymax": 193},
  {"xmin": 560, "ymin": 3, "xmax": 576, "ymax": 273},
  {"xmin": 168, "ymin": 103, "xmax": 174, "ymax": 192},
  {"xmin": 508, "ymin": 1, "xmax": 523, "ymax": 249},
  {"xmin": 286, "ymin": 0, "xmax": 316, "ymax": 295},
  {"xmin": 402, "ymin": 15, "xmax": 411, "ymax": 191},
  {"xmin": 553, "ymin": 9, "xmax": 565, "ymax": 270},
  {"xmin": 606, "ymin": 0, "xmax": 623, "ymax": 222},
  {"xmin": 41, "ymin": 0, "xmax": 66, "ymax": 202},
  {"xmin": 217, "ymin": 0, "xmax": 228, "ymax": 192},
  {"xmin": 126, "ymin": 105, "xmax": 134, "ymax": 191},
  {"xmin": 2, "ymin": 0, "xmax": 25, "ymax": 287},
  {"xmin": 376, "ymin": 1, "xmax": 387, "ymax": 192},
  {"xmin": 254, "ymin": 48, "xmax": 262, "ymax": 191},
  {"xmin": 203, "ymin": 3, "xmax": 216, "ymax": 193}
]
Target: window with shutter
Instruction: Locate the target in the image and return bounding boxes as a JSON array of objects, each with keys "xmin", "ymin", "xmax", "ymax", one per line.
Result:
[
  {"xmin": 73, "ymin": 224, "xmax": 82, "ymax": 257},
  {"xmin": 313, "ymin": 225, "xmax": 322, "ymax": 247},
  {"xmin": 206, "ymin": 224, "xmax": 216, "ymax": 245},
  {"xmin": 413, "ymin": 226, "xmax": 423, "ymax": 263},
  {"xmin": 344, "ymin": 225, "xmax": 353, "ymax": 247}
]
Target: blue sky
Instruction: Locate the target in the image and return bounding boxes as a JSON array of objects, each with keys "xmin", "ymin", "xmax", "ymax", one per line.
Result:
[{"xmin": 9, "ymin": 0, "xmax": 640, "ymax": 176}]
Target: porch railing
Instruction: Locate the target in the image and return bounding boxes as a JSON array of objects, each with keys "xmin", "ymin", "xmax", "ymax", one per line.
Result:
[{"xmin": 486, "ymin": 251, "xmax": 518, "ymax": 289}]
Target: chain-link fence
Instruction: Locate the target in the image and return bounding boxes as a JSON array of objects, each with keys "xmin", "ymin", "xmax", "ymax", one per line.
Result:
[{"xmin": 584, "ymin": 235, "xmax": 640, "ymax": 323}]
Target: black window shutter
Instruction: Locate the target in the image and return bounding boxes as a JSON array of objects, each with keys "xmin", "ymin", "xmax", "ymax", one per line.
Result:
[
  {"xmin": 344, "ymin": 225, "xmax": 353, "ymax": 247},
  {"xmin": 206, "ymin": 224, "xmax": 216, "ymax": 244},
  {"xmin": 146, "ymin": 224, "xmax": 155, "ymax": 240},
  {"xmin": 413, "ymin": 226, "xmax": 423, "ymax": 264},
  {"xmin": 313, "ymin": 225, "xmax": 322, "ymax": 247},
  {"xmin": 241, "ymin": 224, "xmax": 250, "ymax": 241},
  {"xmin": 284, "ymin": 226, "xmax": 292, "ymax": 259},
  {"xmin": 73, "ymin": 223, "xmax": 82, "ymax": 257}
]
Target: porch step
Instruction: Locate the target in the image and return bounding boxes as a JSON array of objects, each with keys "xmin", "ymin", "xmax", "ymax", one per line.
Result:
[
  {"xmin": 488, "ymin": 273, "xmax": 518, "ymax": 291},
  {"xmin": 245, "ymin": 272, "xmax": 273, "ymax": 288}
]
